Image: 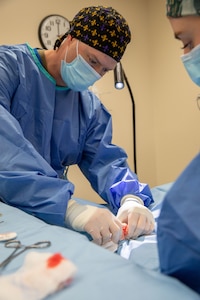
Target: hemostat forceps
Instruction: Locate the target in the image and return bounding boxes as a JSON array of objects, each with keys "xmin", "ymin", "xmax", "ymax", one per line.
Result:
[{"xmin": 0, "ymin": 240, "xmax": 51, "ymax": 269}]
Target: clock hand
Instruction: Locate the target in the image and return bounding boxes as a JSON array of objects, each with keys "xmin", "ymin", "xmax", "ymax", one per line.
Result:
[{"xmin": 55, "ymin": 19, "xmax": 60, "ymax": 37}]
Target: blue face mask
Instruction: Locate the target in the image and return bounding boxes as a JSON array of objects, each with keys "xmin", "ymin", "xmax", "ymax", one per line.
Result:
[
  {"xmin": 60, "ymin": 41, "xmax": 101, "ymax": 91},
  {"xmin": 181, "ymin": 44, "xmax": 200, "ymax": 87}
]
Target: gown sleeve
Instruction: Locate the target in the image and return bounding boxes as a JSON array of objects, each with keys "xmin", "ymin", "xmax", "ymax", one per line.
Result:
[
  {"xmin": 157, "ymin": 153, "xmax": 200, "ymax": 294},
  {"xmin": 0, "ymin": 105, "xmax": 74, "ymax": 226},
  {"xmin": 78, "ymin": 96, "xmax": 154, "ymax": 215}
]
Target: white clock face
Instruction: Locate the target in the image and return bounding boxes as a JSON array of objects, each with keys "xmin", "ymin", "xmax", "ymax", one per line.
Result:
[{"xmin": 38, "ymin": 15, "xmax": 70, "ymax": 49}]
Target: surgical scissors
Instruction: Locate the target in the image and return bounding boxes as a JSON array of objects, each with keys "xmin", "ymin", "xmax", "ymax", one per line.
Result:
[{"xmin": 0, "ymin": 240, "xmax": 51, "ymax": 269}]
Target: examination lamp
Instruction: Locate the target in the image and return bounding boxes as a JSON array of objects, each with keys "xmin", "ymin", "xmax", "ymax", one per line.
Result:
[
  {"xmin": 114, "ymin": 62, "xmax": 124, "ymax": 89},
  {"xmin": 114, "ymin": 62, "xmax": 137, "ymax": 174}
]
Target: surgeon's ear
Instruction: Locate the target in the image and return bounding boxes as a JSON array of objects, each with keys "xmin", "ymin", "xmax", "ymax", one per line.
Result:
[{"xmin": 67, "ymin": 34, "xmax": 74, "ymax": 42}]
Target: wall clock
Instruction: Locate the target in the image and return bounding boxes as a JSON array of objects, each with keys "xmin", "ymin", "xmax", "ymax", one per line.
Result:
[{"xmin": 38, "ymin": 14, "xmax": 70, "ymax": 49}]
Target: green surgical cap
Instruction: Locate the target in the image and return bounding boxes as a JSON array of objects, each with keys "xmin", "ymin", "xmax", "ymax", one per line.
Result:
[{"xmin": 166, "ymin": 0, "xmax": 200, "ymax": 17}]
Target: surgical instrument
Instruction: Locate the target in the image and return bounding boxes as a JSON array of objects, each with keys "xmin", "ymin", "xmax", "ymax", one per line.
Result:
[{"xmin": 0, "ymin": 240, "xmax": 51, "ymax": 269}]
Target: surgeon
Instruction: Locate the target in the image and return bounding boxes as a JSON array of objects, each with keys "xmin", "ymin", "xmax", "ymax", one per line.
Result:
[
  {"xmin": 157, "ymin": 0, "xmax": 200, "ymax": 294},
  {"xmin": 0, "ymin": 6, "xmax": 154, "ymax": 247}
]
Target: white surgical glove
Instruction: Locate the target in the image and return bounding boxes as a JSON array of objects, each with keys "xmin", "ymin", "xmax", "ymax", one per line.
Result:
[
  {"xmin": 65, "ymin": 200, "xmax": 123, "ymax": 246},
  {"xmin": 117, "ymin": 194, "xmax": 155, "ymax": 239}
]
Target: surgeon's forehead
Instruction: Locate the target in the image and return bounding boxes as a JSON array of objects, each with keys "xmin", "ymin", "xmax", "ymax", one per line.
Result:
[{"xmin": 169, "ymin": 15, "xmax": 200, "ymax": 38}]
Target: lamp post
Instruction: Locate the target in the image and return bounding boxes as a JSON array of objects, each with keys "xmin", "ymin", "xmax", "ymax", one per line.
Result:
[{"xmin": 114, "ymin": 62, "xmax": 137, "ymax": 174}]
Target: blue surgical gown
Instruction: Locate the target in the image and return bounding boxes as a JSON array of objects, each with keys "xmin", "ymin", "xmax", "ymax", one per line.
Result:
[
  {"xmin": 157, "ymin": 152, "xmax": 200, "ymax": 294},
  {"xmin": 0, "ymin": 43, "xmax": 153, "ymax": 227}
]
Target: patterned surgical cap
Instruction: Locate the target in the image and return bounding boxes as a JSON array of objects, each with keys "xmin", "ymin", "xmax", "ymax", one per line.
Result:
[
  {"xmin": 58, "ymin": 6, "xmax": 131, "ymax": 62},
  {"xmin": 166, "ymin": 0, "xmax": 200, "ymax": 17}
]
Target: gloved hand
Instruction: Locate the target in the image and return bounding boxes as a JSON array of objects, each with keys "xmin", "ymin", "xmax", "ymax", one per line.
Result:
[
  {"xmin": 102, "ymin": 224, "xmax": 128, "ymax": 252},
  {"xmin": 65, "ymin": 200, "xmax": 123, "ymax": 246},
  {"xmin": 117, "ymin": 194, "xmax": 155, "ymax": 239}
]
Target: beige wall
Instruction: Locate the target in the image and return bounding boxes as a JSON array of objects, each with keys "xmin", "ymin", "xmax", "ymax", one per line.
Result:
[
  {"xmin": 150, "ymin": 1, "xmax": 200, "ymax": 186},
  {"xmin": 0, "ymin": 0, "xmax": 199, "ymax": 203}
]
